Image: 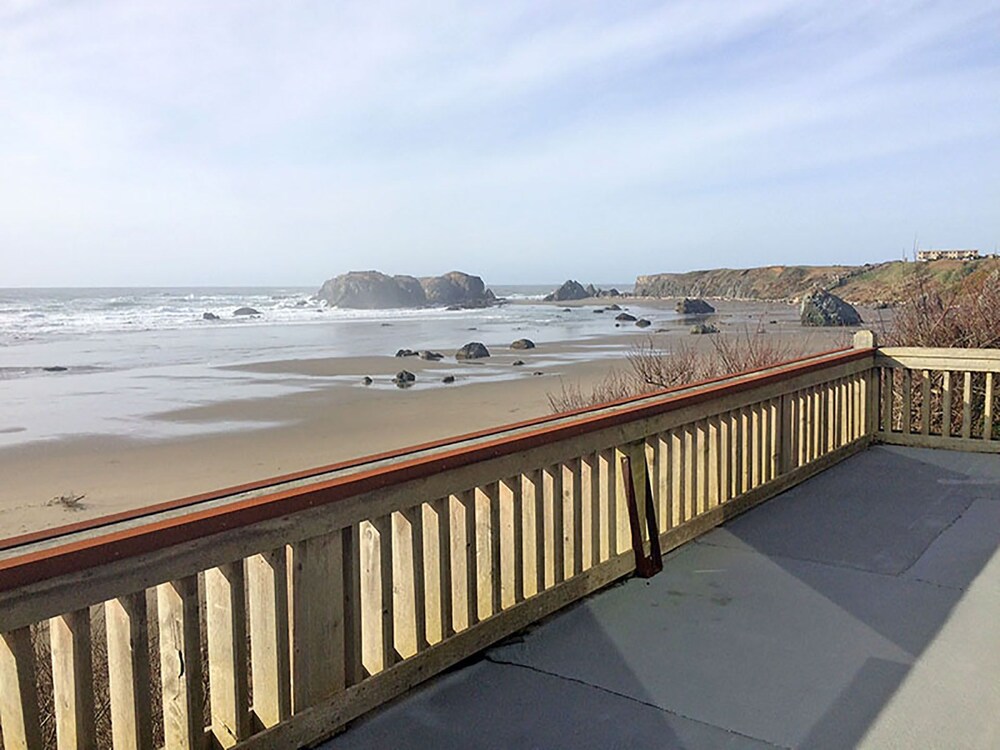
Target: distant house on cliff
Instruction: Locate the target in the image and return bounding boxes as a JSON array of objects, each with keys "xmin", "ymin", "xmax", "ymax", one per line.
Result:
[{"xmin": 916, "ymin": 248, "xmax": 980, "ymax": 262}]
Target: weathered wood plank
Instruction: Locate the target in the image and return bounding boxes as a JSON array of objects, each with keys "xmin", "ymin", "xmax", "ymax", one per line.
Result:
[
  {"xmin": 157, "ymin": 577, "xmax": 203, "ymax": 749},
  {"xmin": 984, "ymin": 372, "xmax": 995, "ymax": 441},
  {"xmin": 920, "ymin": 370, "xmax": 931, "ymax": 435},
  {"xmin": 290, "ymin": 531, "xmax": 344, "ymax": 710},
  {"xmin": 50, "ymin": 608, "xmax": 96, "ymax": 750},
  {"xmin": 342, "ymin": 524, "xmax": 366, "ymax": 685},
  {"xmin": 902, "ymin": 369, "xmax": 913, "ymax": 436},
  {"xmin": 205, "ymin": 562, "xmax": 250, "ymax": 747},
  {"xmin": 942, "ymin": 371, "xmax": 952, "ymax": 437},
  {"xmin": 247, "ymin": 549, "xmax": 290, "ymax": 728},
  {"xmin": 0, "ymin": 626, "xmax": 43, "ymax": 750},
  {"xmin": 962, "ymin": 371, "xmax": 973, "ymax": 439},
  {"xmin": 105, "ymin": 592, "xmax": 153, "ymax": 750}
]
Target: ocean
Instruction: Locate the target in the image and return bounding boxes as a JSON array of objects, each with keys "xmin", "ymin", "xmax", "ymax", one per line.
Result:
[{"xmin": 0, "ymin": 284, "xmax": 656, "ymax": 447}]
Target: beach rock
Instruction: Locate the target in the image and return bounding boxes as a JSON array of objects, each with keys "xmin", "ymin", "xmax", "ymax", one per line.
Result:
[
  {"xmin": 361, "ymin": 376, "xmax": 373, "ymax": 385},
  {"xmin": 615, "ymin": 312, "xmax": 637, "ymax": 322},
  {"xmin": 456, "ymin": 342, "xmax": 490, "ymax": 359},
  {"xmin": 393, "ymin": 370, "xmax": 416, "ymax": 386},
  {"xmin": 446, "ymin": 305, "xmax": 462, "ymax": 311},
  {"xmin": 317, "ymin": 270, "xmax": 428, "ymax": 309},
  {"xmin": 690, "ymin": 323, "xmax": 720, "ymax": 334},
  {"xmin": 562, "ymin": 308, "xmax": 572, "ymax": 312},
  {"xmin": 420, "ymin": 271, "xmax": 494, "ymax": 307},
  {"xmin": 395, "ymin": 348, "xmax": 417, "ymax": 357},
  {"xmin": 544, "ymin": 280, "xmax": 590, "ymax": 302},
  {"xmin": 510, "ymin": 338, "xmax": 535, "ymax": 350},
  {"xmin": 593, "ymin": 308, "xmax": 604, "ymax": 313},
  {"xmin": 233, "ymin": 307, "xmax": 261, "ymax": 317},
  {"xmin": 418, "ymin": 350, "xmax": 444, "ymax": 361},
  {"xmin": 202, "ymin": 312, "xmax": 220, "ymax": 320},
  {"xmin": 605, "ymin": 304, "xmax": 622, "ymax": 311},
  {"xmin": 512, "ymin": 360, "xmax": 525, "ymax": 366},
  {"xmin": 43, "ymin": 366, "xmax": 68, "ymax": 372},
  {"xmin": 676, "ymin": 298, "xmax": 715, "ymax": 315},
  {"xmin": 800, "ymin": 289, "xmax": 863, "ymax": 327},
  {"xmin": 442, "ymin": 375, "xmax": 456, "ymax": 383},
  {"xmin": 635, "ymin": 319, "xmax": 652, "ymax": 328},
  {"xmin": 600, "ymin": 288, "xmax": 622, "ymax": 298},
  {"xmin": 533, "ymin": 371, "xmax": 544, "ymax": 376}
]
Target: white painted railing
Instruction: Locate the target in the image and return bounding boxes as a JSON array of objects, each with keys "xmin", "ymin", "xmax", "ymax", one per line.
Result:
[{"xmin": 0, "ymin": 339, "xmax": 887, "ymax": 749}]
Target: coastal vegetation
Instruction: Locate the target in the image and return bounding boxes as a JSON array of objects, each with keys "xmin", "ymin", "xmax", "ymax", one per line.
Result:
[{"xmin": 635, "ymin": 256, "xmax": 1000, "ymax": 305}]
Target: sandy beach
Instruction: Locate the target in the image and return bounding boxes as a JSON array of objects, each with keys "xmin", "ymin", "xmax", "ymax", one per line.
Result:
[{"xmin": 0, "ymin": 298, "xmax": 870, "ymax": 538}]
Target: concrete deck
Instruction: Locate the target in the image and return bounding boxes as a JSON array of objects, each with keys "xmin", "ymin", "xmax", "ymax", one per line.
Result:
[{"xmin": 325, "ymin": 446, "xmax": 1000, "ymax": 749}]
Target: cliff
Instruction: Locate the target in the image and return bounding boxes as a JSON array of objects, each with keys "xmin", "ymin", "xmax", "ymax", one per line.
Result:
[{"xmin": 634, "ymin": 258, "xmax": 999, "ymax": 305}]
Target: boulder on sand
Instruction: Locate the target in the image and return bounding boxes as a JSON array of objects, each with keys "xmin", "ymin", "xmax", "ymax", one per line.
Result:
[
  {"xmin": 203, "ymin": 312, "xmax": 220, "ymax": 320},
  {"xmin": 615, "ymin": 312, "xmax": 637, "ymax": 322},
  {"xmin": 676, "ymin": 298, "xmax": 715, "ymax": 315},
  {"xmin": 690, "ymin": 323, "xmax": 720, "ymax": 335},
  {"xmin": 635, "ymin": 319, "xmax": 651, "ymax": 328},
  {"xmin": 456, "ymin": 342, "xmax": 490, "ymax": 360},
  {"xmin": 800, "ymin": 289, "xmax": 862, "ymax": 327},
  {"xmin": 510, "ymin": 338, "xmax": 535, "ymax": 350},
  {"xmin": 393, "ymin": 370, "xmax": 416, "ymax": 387},
  {"xmin": 233, "ymin": 307, "xmax": 261, "ymax": 317}
]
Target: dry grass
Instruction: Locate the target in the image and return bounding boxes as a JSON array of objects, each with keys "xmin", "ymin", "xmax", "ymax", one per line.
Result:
[
  {"xmin": 548, "ymin": 322, "xmax": 806, "ymax": 413},
  {"xmin": 877, "ymin": 267, "xmax": 1000, "ymax": 438}
]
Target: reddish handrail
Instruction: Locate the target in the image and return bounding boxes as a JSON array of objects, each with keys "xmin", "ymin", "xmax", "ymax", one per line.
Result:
[{"xmin": 0, "ymin": 347, "xmax": 873, "ymax": 592}]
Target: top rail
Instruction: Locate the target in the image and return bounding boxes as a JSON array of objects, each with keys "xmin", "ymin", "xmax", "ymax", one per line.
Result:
[{"xmin": 0, "ymin": 346, "xmax": 870, "ymax": 594}]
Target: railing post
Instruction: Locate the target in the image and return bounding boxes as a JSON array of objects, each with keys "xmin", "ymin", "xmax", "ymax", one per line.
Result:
[
  {"xmin": 0, "ymin": 627, "xmax": 43, "ymax": 750},
  {"xmin": 853, "ymin": 330, "xmax": 879, "ymax": 437}
]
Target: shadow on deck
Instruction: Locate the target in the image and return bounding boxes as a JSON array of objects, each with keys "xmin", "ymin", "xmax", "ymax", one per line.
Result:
[{"xmin": 326, "ymin": 446, "xmax": 1000, "ymax": 749}]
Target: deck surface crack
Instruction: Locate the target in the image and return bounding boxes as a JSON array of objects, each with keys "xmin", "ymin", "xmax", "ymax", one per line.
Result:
[{"xmin": 483, "ymin": 654, "xmax": 790, "ymax": 750}]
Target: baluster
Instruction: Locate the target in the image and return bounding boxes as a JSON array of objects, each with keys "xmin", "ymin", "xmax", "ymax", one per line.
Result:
[
  {"xmin": 401, "ymin": 505, "xmax": 429, "ymax": 652},
  {"xmin": 902, "ymin": 369, "xmax": 913, "ymax": 435},
  {"xmin": 158, "ymin": 578, "xmax": 203, "ymax": 749},
  {"xmin": 723, "ymin": 412, "xmax": 731, "ymax": 496},
  {"xmin": 483, "ymin": 483, "xmax": 502, "ymax": 617},
  {"xmin": 543, "ymin": 465, "xmax": 563, "ymax": 584},
  {"xmin": 458, "ymin": 491, "xmax": 479, "ymax": 627},
  {"xmin": 247, "ymin": 549, "xmax": 290, "ymax": 728},
  {"xmin": 206, "ymin": 563, "xmax": 250, "ymax": 747},
  {"xmin": 428, "ymin": 500, "xmax": 454, "ymax": 644},
  {"xmin": 962, "ymin": 371, "xmax": 973, "ymax": 438},
  {"xmin": 106, "ymin": 592, "xmax": 154, "ymax": 750},
  {"xmin": 51, "ymin": 609, "xmax": 97, "ymax": 750},
  {"xmin": 570, "ymin": 461, "xmax": 584, "ymax": 577},
  {"xmin": 942, "ymin": 371, "xmax": 952, "ymax": 437},
  {"xmin": 0, "ymin": 627, "xmax": 43, "ymax": 750},
  {"xmin": 532, "ymin": 469, "xmax": 547, "ymax": 593},
  {"xmin": 502, "ymin": 475, "xmax": 526, "ymax": 604},
  {"xmin": 342, "ymin": 524, "xmax": 365, "ymax": 685},
  {"xmin": 984, "ymin": 372, "xmax": 995, "ymax": 441},
  {"xmin": 708, "ymin": 417, "xmax": 720, "ymax": 508},
  {"xmin": 599, "ymin": 449, "xmax": 615, "ymax": 559},
  {"xmin": 585, "ymin": 455, "xmax": 601, "ymax": 567}
]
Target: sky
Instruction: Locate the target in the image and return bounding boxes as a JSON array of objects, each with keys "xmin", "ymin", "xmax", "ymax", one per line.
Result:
[{"xmin": 1, "ymin": 0, "xmax": 999, "ymax": 287}]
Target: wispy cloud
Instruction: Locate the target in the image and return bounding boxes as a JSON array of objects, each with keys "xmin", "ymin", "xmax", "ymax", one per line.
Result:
[{"xmin": 1, "ymin": 0, "xmax": 998, "ymax": 285}]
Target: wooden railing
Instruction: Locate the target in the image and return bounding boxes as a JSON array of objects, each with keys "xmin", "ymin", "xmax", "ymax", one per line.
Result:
[
  {"xmin": 875, "ymin": 347, "xmax": 1000, "ymax": 452},
  {"xmin": 0, "ymin": 339, "xmax": 884, "ymax": 749}
]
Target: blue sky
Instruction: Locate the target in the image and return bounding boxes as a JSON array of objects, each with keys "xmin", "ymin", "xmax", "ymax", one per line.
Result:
[{"xmin": 1, "ymin": 0, "xmax": 998, "ymax": 287}]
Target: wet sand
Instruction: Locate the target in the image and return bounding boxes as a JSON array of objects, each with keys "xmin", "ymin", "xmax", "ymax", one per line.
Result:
[{"xmin": 0, "ymin": 299, "xmax": 868, "ymax": 538}]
